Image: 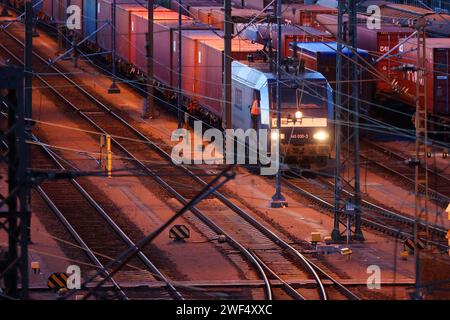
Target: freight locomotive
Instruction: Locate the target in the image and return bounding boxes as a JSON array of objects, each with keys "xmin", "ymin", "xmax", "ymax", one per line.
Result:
[
  {"xmin": 232, "ymin": 59, "xmax": 333, "ymax": 166},
  {"xmin": 2, "ymin": 0, "xmax": 335, "ymax": 167}
]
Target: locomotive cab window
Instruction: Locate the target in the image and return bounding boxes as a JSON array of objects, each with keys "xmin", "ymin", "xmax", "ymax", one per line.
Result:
[
  {"xmin": 296, "ymin": 84, "xmax": 326, "ymax": 109},
  {"xmin": 270, "ymin": 83, "xmax": 326, "ymax": 109},
  {"xmin": 234, "ymin": 88, "xmax": 243, "ymax": 110}
]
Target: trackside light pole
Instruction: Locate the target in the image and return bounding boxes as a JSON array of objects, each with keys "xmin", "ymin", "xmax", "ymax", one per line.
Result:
[
  {"xmin": 270, "ymin": 0, "xmax": 287, "ymax": 208},
  {"xmin": 144, "ymin": 0, "xmax": 155, "ymax": 119},
  {"xmin": 108, "ymin": 0, "xmax": 120, "ymax": 94}
]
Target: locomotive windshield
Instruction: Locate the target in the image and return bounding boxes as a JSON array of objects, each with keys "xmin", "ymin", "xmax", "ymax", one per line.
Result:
[{"xmin": 271, "ymin": 82, "xmax": 326, "ymax": 109}]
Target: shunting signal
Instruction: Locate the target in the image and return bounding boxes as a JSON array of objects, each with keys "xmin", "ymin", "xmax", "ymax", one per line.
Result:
[
  {"xmin": 169, "ymin": 225, "xmax": 190, "ymax": 241},
  {"xmin": 100, "ymin": 134, "xmax": 112, "ymax": 178}
]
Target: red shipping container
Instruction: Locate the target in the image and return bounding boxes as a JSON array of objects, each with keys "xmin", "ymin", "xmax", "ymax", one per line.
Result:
[
  {"xmin": 242, "ymin": 0, "xmax": 272, "ymax": 10},
  {"xmin": 97, "ymin": 0, "xmax": 113, "ymax": 52},
  {"xmin": 171, "ymin": 28, "xmax": 262, "ymax": 117},
  {"xmin": 209, "ymin": 8, "xmax": 270, "ymax": 31},
  {"xmin": 127, "ymin": 6, "xmax": 261, "ymax": 118},
  {"xmin": 398, "ymin": 38, "xmax": 450, "ymax": 116},
  {"xmin": 171, "ymin": 30, "xmax": 220, "ymax": 98},
  {"xmin": 189, "ymin": 6, "xmax": 221, "ymax": 25},
  {"xmin": 129, "ymin": 9, "xmax": 193, "ymax": 83},
  {"xmin": 97, "ymin": 0, "xmax": 144, "ymax": 53},
  {"xmin": 282, "ymin": 4, "xmax": 338, "ymax": 30},
  {"xmin": 170, "ymin": 0, "xmax": 222, "ymax": 14},
  {"xmin": 115, "ymin": 4, "xmax": 147, "ymax": 61},
  {"xmin": 195, "ymin": 38, "xmax": 263, "ymax": 117}
]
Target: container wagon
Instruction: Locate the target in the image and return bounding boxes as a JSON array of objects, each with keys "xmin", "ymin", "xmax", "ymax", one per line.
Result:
[
  {"xmin": 280, "ymin": 4, "xmax": 338, "ymax": 30},
  {"xmin": 96, "ymin": 0, "xmax": 153, "ymax": 54}
]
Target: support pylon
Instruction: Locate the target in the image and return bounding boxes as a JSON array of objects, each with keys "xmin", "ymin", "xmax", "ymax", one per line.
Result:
[
  {"xmin": 332, "ymin": 0, "xmax": 364, "ymax": 242},
  {"xmin": 0, "ymin": 67, "xmax": 30, "ymax": 299},
  {"xmin": 413, "ymin": 16, "xmax": 429, "ymax": 300}
]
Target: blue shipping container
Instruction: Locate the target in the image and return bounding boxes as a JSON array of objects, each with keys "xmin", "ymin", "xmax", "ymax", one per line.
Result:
[{"xmin": 84, "ymin": 0, "xmax": 97, "ymax": 42}]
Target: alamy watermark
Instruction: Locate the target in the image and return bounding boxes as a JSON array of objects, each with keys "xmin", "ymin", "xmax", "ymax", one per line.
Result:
[
  {"xmin": 66, "ymin": 5, "xmax": 81, "ymax": 30},
  {"xmin": 66, "ymin": 264, "xmax": 81, "ymax": 289},
  {"xmin": 367, "ymin": 265, "xmax": 381, "ymax": 290},
  {"xmin": 366, "ymin": 5, "xmax": 381, "ymax": 30},
  {"xmin": 171, "ymin": 121, "xmax": 280, "ymax": 175}
]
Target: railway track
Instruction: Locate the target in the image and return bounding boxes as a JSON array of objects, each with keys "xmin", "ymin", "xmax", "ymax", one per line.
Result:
[
  {"xmin": 359, "ymin": 139, "xmax": 450, "ymax": 208},
  {"xmin": 282, "ymin": 172, "xmax": 449, "ymax": 251},
  {"xmin": 0, "ymin": 102, "xmax": 183, "ymax": 299},
  {"xmin": 0, "ymin": 22, "xmax": 361, "ymax": 300},
  {"xmin": 33, "ymin": 137, "xmax": 184, "ymax": 300}
]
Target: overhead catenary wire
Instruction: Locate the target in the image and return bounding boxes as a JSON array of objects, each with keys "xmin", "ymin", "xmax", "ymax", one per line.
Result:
[
  {"xmin": 13, "ymin": 2, "xmax": 446, "ymax": 134},
  {"xmin": 3, "ymin": 1, "xmax": 446, "ymax": 168},
  {"xmin": 1, "ymin": 0, "xmax": 448, "ymax": 298}
]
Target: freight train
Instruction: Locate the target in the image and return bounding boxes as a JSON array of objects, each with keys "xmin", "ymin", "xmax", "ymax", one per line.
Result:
[
  {"xmin": 2, "ymin": 0, "xmax": 335, "ymax": 167},
  {"xmin": 316, "ymin": 8, "xmax": 450, "ymax": 140}
]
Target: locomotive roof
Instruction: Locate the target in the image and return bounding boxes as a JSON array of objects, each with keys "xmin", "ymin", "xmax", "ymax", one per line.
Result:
[
  {"xmin": 232, "ymin": 61, "xmax": 327, "ymax": 90},
  {"xmin": 237, "ymin": 23, "xmax": 331, "ymax": 37}
]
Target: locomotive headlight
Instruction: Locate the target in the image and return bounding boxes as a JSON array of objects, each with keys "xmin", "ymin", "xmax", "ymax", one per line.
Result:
[
  {"xmin": 271, "ymin": 131, "xmax": 280, "ymax": 141},
  {"xmin": 313, "ymin": 131, "xmax": 328, "ymax": 141},
  {"xmin": 295, "ymin": 110, "xmax": 303, "ymax": 120}
]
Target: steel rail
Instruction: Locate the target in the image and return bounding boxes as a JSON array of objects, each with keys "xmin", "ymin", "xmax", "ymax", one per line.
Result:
[
  {"xmin": 250, "ymin": 251, "xmax": 305, "ymax": 300},
  {"xmin": 317, "ymin": 176, "xmax": 447, "ymax": 236},
  {"xmin": 0, "ymin": 43, "xmax": 184, "ymax": 300},
  {"xmin": 33, "ymin": 135, "xmax": 184, "ymax": 300},
  {"xmin": 0, "ymin": 110, "xmax": 128, "ymax": 300},
  {"xmin": 360, "ymin": 139, "xmax": 450, "ymax": 206},
  {"xmin": 0, "ymin": 31, "xmax": 274, "ymax": 300},
  {"xmin": 35, "ymin": 186, "xmax": 129, "ymax": 300},
  {"xmin": 0, "ymin": 27, "xmax": 358, "ymax": 300},
  {"xmin": 282, "ymin": 177, "xmax": 449, "ymax": 251}
]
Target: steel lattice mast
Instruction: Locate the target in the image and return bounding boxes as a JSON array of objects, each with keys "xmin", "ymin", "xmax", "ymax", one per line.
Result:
[
  {"xmin": 332, "ymin": 0, "xmax": 364, "ymax": 242},
  {"xmin": 413, "ymin": 16, "xmax": 429, "ymax": 300}
]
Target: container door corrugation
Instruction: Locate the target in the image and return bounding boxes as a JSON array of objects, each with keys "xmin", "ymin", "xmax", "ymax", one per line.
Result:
[{"xmin": 434, "ymin": 48, "xmax": 450, "ymax": 115}]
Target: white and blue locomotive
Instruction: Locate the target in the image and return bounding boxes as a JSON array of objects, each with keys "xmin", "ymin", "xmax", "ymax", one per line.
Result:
[{"xmin": 231, "ymin": 60, "xmax": 334, "ymax": 168}]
